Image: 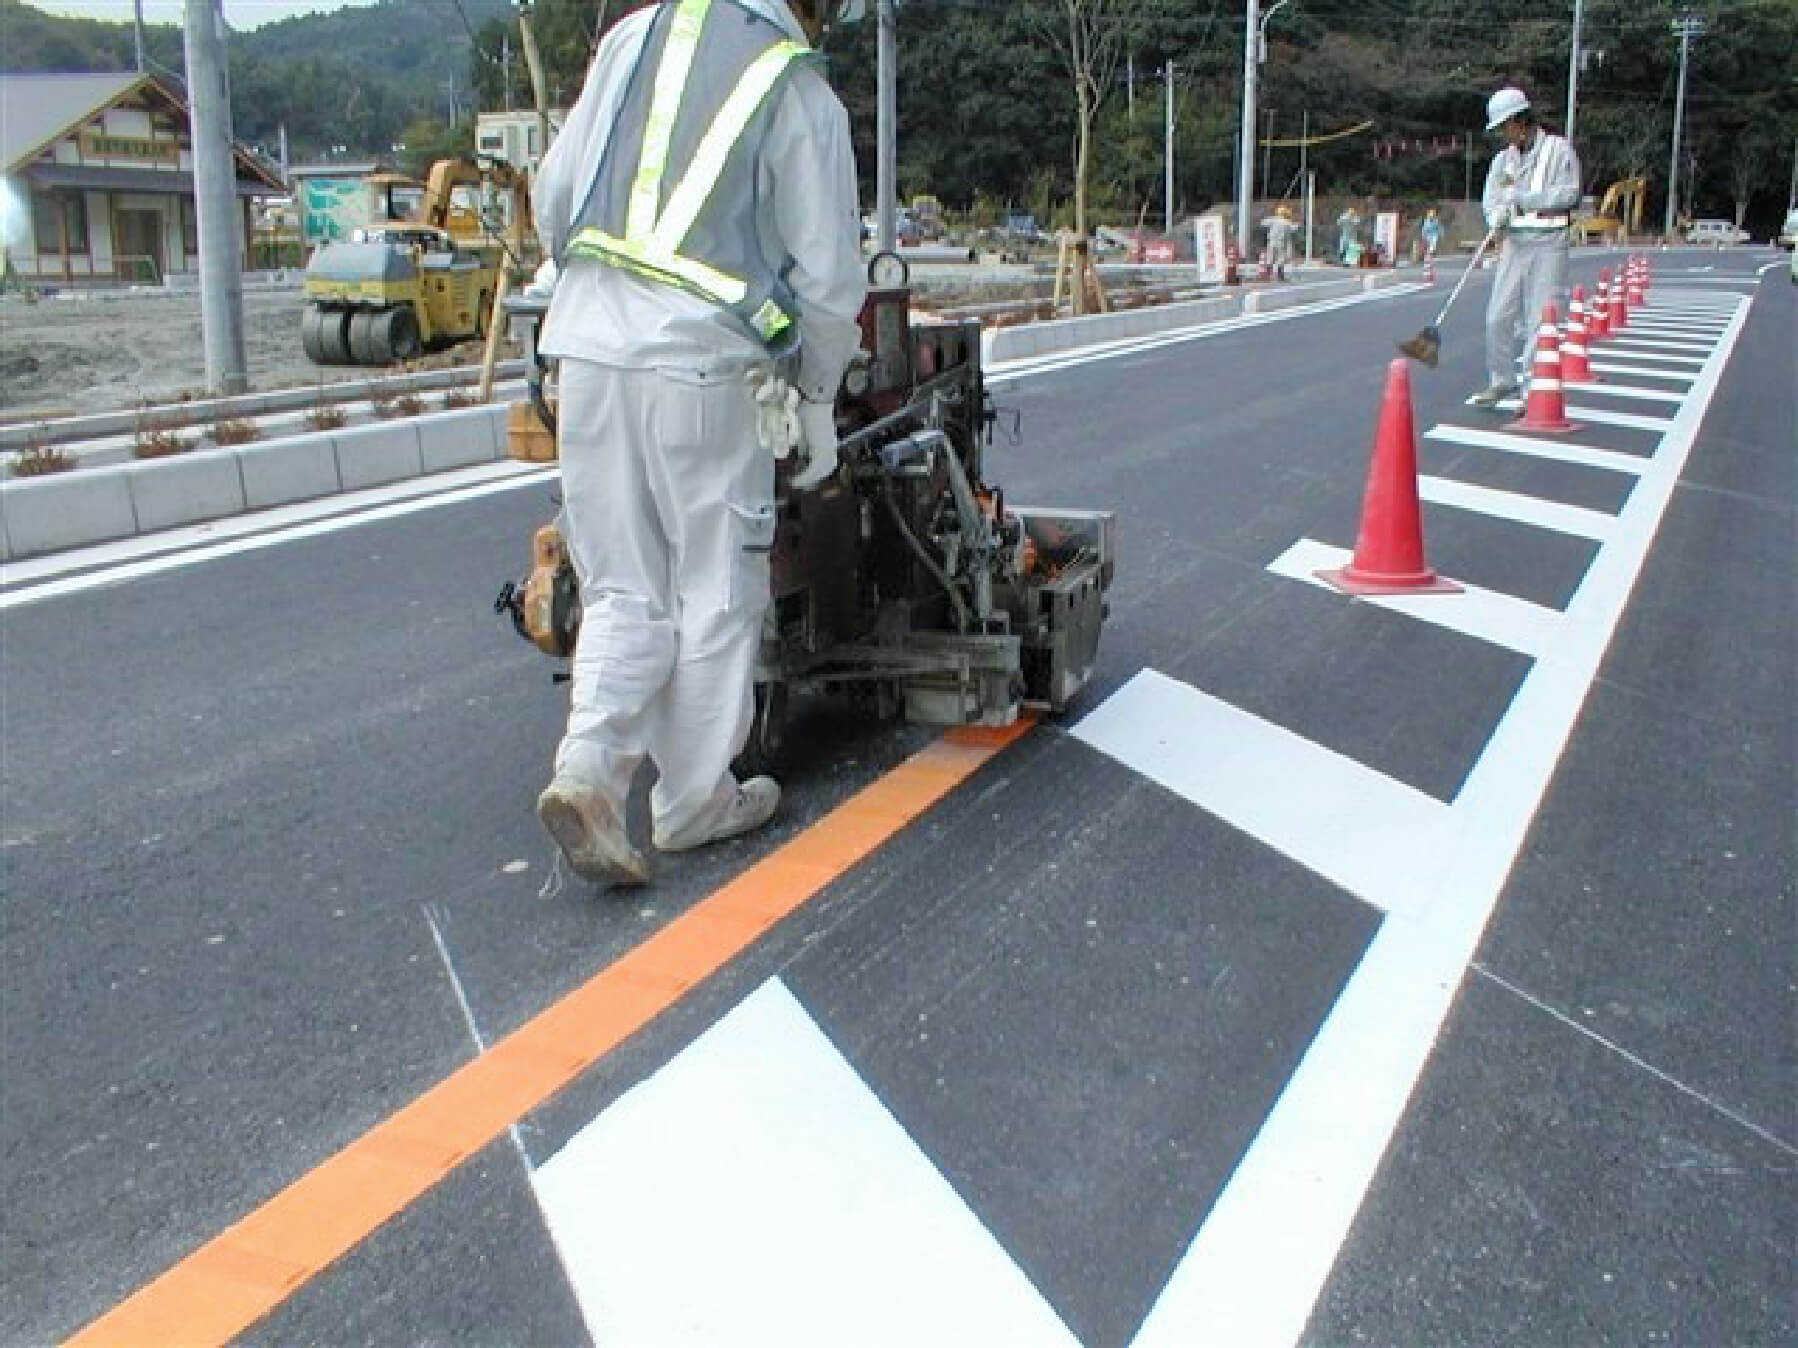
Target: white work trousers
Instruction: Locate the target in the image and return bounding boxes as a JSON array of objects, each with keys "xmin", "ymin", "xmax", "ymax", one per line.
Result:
[
  {"xmin": 1485, "ymin": 229, "xmax": 1569, "ymax": 387},
  {"xmin": 552, "ymin": 359, "xmax": 775, "ymax": 841}
]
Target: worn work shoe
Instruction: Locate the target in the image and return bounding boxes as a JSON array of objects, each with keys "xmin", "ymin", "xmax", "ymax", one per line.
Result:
[
  {"xmin": 653, "ymin": 777, "xmax": 781, "ymax": 853},
  {"xmin": 1467, "ymin": 381, "xmax": 1519, "ymax": 408},
  {"xmin": 536, "ymin": 779, "xmax": 649, "ymax": 887}
]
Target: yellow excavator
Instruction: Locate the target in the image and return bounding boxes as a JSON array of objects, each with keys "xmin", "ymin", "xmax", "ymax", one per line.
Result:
[
  {"xmin": 301, "ymin": 159, "xmax": 535, "ymax": 366},
  {"xmin": 1576, "ymin": 178, "xmax": 1647, "ymax": 245}
]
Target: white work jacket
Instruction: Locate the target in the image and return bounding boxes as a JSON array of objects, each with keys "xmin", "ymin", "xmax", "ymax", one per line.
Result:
[
  {"xmin": 1483, "ymin": 129, "xmax": 1582, "ymax": 234},
  {"xmin": 534, "ymin": 0, "xmax": 866, "ymax": 401}
]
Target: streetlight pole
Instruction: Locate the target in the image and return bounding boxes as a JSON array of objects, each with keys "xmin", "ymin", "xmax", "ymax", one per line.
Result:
[
  {"xmin": 1236, "ymin": 0, "xmax": 1258, "ymax": 254},
  {"xmin": 1165, "ymin": 61, "xmax": 1176, "ymax": 235},
  {"xmin": 1565, "ymin": 0, "xmax": 1585, "ymax": 143},
  {"xmin": 182, "ymin": 0, "xmax": 247, "ymax": 395},
  {"xmin": 1665, "ymin": 14, "xmax": 1702, "ymax": 237},
  {"xmin": 876, "ymin": 0, "xmax": 896, "ymax": 252}
]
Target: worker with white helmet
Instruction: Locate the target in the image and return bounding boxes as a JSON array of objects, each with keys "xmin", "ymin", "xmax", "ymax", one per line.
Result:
[
  {"xmin": 1470, "ymin": 85, "xmax": 1582, "ymax": 407},
  {"xmin": 529, "ymin": 0, "xmax": 869, "ymax": 885}
]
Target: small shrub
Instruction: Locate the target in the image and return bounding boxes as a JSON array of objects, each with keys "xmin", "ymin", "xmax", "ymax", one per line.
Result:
[
  {"xmin": 210, "ymin": 417, "xmax": 261, "ymax": 446},
  {"xmin": 393, "ymin": 392, "xmax": 425, "ymax": 418},
  {"xmin": 306, "ymin": 403, "xmax": 348, "ymax": 431},
  {"xmin": 367, "ymin": 382, "xmax": 400, "ymax": 418},
  {"xmin": 134, "ymin": 404, "xmax": 190, "ymax": 459},
  {"xmin": 11, "ymin": 430, "xmax": 75, "ymax": 476},
  {"xmin": 441, "ymin": 388, "xmax": 479, "ymax": 410}
]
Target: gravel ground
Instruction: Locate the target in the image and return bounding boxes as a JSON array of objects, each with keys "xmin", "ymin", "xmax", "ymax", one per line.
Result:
[{"xmin": 0, "ymin": 285, "xmax": 500, "ymax": 422}]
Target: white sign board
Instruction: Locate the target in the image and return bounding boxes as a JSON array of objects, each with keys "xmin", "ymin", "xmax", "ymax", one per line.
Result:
[
  {"xmin": 1374, "ymin": 211, "xmax": 1400, "ymax": 266},
  {"xmin": 1194, "ymin": 215, "xmax": 1227, "ymax": 284}
]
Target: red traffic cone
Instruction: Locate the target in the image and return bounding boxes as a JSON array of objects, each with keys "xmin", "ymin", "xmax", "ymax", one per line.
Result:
[
  {"xmin": 1607, "ymin": 270, "xmax": 1628, "ymax": 330},
  {"xmin": 1627, "ymin": 257, "xmax": 1646, "ymax": 305},
  {"xmin": 1588, "ymin": 273, "xmax": 1612, "ymax": 340},
  {"xmin": 1316, "ymin": 359, "xmax": 1461, "ymax": 596},
  {"xmin": 1515, "ymin": 304, "xmax": 1582, "ymax": 434},
  {"xmin": 1562, "ymin": 288, "xmax": 1600, "ymax": 384},
  {"xmin": 1424, "ymin": 258, "xmax": 1438, "ymax": 284}
]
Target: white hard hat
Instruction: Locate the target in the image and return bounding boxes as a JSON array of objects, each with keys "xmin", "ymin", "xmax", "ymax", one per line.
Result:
[{"xmin": 1486, "ymin": 87, "xmax": 1530, "ymax": 131}]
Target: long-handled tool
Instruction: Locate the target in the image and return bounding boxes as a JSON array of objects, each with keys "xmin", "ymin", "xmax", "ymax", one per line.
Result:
[{"xmin": 1397, "ymin": 225, "xmax": 1499, "ymax": 367}]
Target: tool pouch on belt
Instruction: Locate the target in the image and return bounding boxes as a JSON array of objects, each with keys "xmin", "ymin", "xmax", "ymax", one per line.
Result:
[{"xmin": 512, "ymin": 523, "xmax": 580, "ymax": 656}]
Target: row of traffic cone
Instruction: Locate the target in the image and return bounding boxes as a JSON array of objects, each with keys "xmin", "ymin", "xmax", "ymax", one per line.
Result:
[{"xmin": 1320, "ymin": 256, "xmax": 1652, "ymax": 595}]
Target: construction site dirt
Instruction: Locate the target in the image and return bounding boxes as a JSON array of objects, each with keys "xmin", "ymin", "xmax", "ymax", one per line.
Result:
[{"xmin": 0, "ymin": 286, "xmax": 503, "ymax": 423}]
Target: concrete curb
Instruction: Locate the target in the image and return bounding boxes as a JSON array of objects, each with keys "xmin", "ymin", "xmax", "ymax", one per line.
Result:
[
  {"xmin": 0, "ymin": 359, "xmax": 527, "ymax": 453},
  {"xmin": 1, "ymin": 273, "xmax": 1415, "ymax": 563},
  {"xmin": 1, "ymin": 403, "xmax": 509, "ymax": 562}
]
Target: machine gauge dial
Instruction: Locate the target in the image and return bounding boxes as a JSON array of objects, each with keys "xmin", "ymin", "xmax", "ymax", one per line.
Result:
[{"xmin": 868, "ymin": 250, "xmax": 909, "ymax": 289}]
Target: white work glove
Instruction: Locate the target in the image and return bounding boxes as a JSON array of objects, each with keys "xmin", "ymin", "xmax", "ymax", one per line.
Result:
[
  {"xmin": 748, "ymin": 368, "xmax": 803, "ymax": 458},
  {"xmin": 789, "ymin": 399, "xmax": 840, "ymax": 491},
  {"xmin": 523, "ymin": 258, "xmax": 560, "ymax": 298}
]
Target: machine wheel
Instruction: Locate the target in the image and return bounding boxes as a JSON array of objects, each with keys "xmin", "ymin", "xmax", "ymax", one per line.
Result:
[
  {"xmin": 347, "ymin": 310, "xmax": 386, "ymax": 365},
  {"xmin": 375, "ymin": 307, "xmax": 422, "ymax": 362},
  {"xmin": 300, "ymin": 304, "xmax": 337, "ymax": 364},
  {"xmin": 315, "ymin": 308, "xmax": 353, "ymax": 365},
  {"xmin": 732, "ymin": 682, "xmax": 788, "ymax": 779}
]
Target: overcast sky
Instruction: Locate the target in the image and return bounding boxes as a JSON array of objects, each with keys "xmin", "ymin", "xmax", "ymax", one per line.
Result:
[{"xmin": 36, "ymin": 0, "xmax": 379, "ymax": 31}]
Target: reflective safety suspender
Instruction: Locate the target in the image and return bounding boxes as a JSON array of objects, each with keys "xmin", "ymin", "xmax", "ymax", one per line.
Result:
[
  {"xmin": 1511, "ymin": 137, "xmax": 1571, "ymax": 231},
  {"xmin": 567, "ymin": 0, "xmax": 808, "ymax": 345}
]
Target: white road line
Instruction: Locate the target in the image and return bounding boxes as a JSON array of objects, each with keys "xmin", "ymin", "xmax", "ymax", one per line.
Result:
[
  {"xmin": 1416, "ymin": 474, "xmax": 1617, "ymax": 541},
  {"xmin": 1601, "ymin": 336, "xmax": 1715, "ymax": 354},
  {"xmin": 1424, "ymin": 425, "xmax": 1648, "ymax": 476},
  {"xmin": 1588, "ymin": 347, "xmax": 1708, "ymax": 368},
  {"xmin": 533, "ymin": 979, "xmax": 1081, "ymax": 1348},
  {"xmin": 1267, "ymin": 538, "xmax": 1566, "ymax": 658},
  {"xmin": 1071, "ymin": 667, "xmax": 1450, "ymax": 913},
  {"xmin": 1130, "ymin": 274, "xmax": 1750, "ymax": 1348},
  {"xmin": 1568, "ymin": 405, "xmax": 1675, "ymax": 433},
  {"xmin": 0, "ymin": 465, "xmax": 558, "ymax": 609},
  {"xmin": 987, "ymin": 284, "xmax": 1430, "ymax": 385},
  {"xmin": 1563, "ymin": 382, "xmax": 1685, "ymax": 405},
  {"xmin": 1613, "ymin": 323, "xmax": 1727, "ymax": 340},
  {"xmin": 1588, "ymin": 361, "xmax": 1697, "ymax": 382}
]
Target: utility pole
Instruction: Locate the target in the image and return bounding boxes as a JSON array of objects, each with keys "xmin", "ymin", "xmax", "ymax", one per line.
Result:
[
  {"xmin": 1300, "ymin": 108, "xmax": 1311, "ymax": 260},
  {"xmin": 182, "ymin": 0, "xmax": 247, "ymax": 395},
  {"xmin": 1165, "ymin": 62, "xmax": 1175, "ymax": 235},
  {"xmin": 1236, "ymin": 0, "xmax": 1259, "ymax": 253},
  {"xmin": 1261, "ymin": 106, "xmax": 1275, "ymax": 203},
  {"xmin": 876, "ymin": 0, "xmax": 896, "ymax": 253},
  {"xmin": 1665, "ymin": 14, "xmax": 1702, "ymax": 237},
  {"xmin": 1127, "ymin": 53, "xmax": 1134, "ymax": 121},
  {"xmin": 133, "ymin": 0, "xmax": 146, "ymax": 73},
  {"xmin": 1565, "ymin": 0, "xmax": 1585, "ymax": 142},
  {"xmin": 516, "ymin": 1, "xmax": 554, "ymax": 165}
]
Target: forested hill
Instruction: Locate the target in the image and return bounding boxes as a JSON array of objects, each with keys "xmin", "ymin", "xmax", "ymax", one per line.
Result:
[{"xmin": 3, "ymin": 0, "xmax": 1793, "ymax": 230}]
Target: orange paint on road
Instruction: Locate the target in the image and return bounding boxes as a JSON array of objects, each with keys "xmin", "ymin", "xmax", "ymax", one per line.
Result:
[{"xmin": 67, "ymin": 721, "xmax": 1032, "ymax": 1347}]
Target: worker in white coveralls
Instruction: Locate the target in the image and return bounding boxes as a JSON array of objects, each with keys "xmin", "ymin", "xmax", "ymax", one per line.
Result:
[
  {"xmin": 529, "ymin": 0, "xmax": 869, "ymax": 886},
  {"xmin": 1469, "ymin": 86, "xmax": 1581, "ymax": 408},
  {"xmin": 1261, "ymin": 204, "xmax": 1297, "ymax": 281}
]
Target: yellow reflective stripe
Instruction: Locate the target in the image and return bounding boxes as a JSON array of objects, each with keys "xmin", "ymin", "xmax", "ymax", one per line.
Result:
[
  {"xmin": 628, "ymin": 0, "xmax": 711, "ymax": 241},
  {"xmin": 568, "ymin": 227, "xmax": 749, "ymax": 305},
  {"xmin": 651, "ymin": 39, "xmax": 808, "ymax": 253}
]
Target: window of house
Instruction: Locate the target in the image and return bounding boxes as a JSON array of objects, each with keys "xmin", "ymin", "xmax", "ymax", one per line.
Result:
[{"xmin": 30, "ymin": 193, "xmax": 88, "ymax": 254}]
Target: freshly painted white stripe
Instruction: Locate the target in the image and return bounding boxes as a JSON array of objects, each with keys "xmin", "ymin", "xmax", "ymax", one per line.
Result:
[
  {"xmin": 1588, "ymin": 361, "xmax": 1697, "ymax": 382},
  {"xmin": 1266, "ymin": 538, "xmax": 1566, "ymax": 658},
  {"xmin": 1071, "ymin": 667, "xmax": 1450, "ymax": 914},
  {"xmin": 1563, "ymin": 382, "xmax": 1684, "ymax": 405},
  {"xmin": 1425, "ymin": 424, "xmax": 1648, "ymax": 476},
  {"xmin": 1602, "ymin": 335, "xmax": 1714, "ymax": 354},
  {"xmin": 533, "ymin": 979, "xmax": 1080, "ymax": 1348},
  {"xmin": 1589, "ymin": 347, "xmax": 1707, "ymax": 368},
  {"xmin": 1415, "ymin": 474, "xmax": 1617, "ymax": 541},
  {"xmin": 0, "ymin": 464, "xmax": 557, "ymax": 609},
  {"xmin": 1615, "ymin": 322, "xmax": 1727, "ymax": 340},
  {"xmin": 1567, "ymin": 404, "xmax": 1675, "ymax": 433},
  {"xmin": 1131, "ymin": 285, "xmax": 1750, "ymax": 1348}
]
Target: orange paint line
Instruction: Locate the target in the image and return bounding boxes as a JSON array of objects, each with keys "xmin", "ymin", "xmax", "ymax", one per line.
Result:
[{"xmin": 66, "ymin": 717, "xmax": 1033, "ymax": 1348}]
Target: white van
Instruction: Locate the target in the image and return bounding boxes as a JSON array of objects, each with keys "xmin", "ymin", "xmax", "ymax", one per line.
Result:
[{"xmin": 1684, "ymin": 218, "xmax": 1749, "ymax": 246}]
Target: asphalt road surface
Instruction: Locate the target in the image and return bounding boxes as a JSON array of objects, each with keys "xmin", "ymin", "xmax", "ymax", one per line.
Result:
[{"xmin": 3, "ymin": 247, "xmax": 1792, "ymax": 1347}]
